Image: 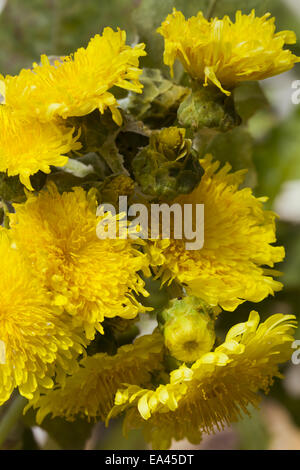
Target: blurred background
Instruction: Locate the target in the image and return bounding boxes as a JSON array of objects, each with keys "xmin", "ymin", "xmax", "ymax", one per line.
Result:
[{"xmin": 0, "ymin": 0, "xmax": 300, "ymax": 450}]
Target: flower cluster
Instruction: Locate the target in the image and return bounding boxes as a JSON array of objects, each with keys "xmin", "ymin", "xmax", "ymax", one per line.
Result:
[
  {"xmin": 0, "ymin": 27, "xmax": 146, "ymax": 188},
  {"xmin": 108, "ymin": 311, "xmax": 296, "ymax": 449},
  {"xmin": 0, "ymin": 9, "xmax": 298, "ymax": 450}
]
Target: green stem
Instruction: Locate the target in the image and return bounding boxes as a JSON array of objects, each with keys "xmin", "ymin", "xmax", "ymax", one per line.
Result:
[
  {"xmin": 0, "ymin": 396, "xmax": 27, "ymax": 448},
  {"xmin": 206, "ymin": 0, "xmax": 218, "ymax": 19}
]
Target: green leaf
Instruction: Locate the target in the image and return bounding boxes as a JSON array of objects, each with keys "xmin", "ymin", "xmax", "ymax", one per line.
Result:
[{"xmin": 98, "ymin": 132, "xmax": 127, "ymax": 174}]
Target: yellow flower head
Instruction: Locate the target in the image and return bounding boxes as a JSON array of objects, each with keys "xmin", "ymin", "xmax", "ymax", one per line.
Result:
[
  {"xmin": 32, "ymin": 332, "xmax": 164, "ymax": 424},
  {"xmin": 0, "ymin": 105, "xmax": 81, "ymax": 190},
  {"xmin": 157, "ymin": 9, "xmax": 300, "ymax": 95},
  {"xmin": 1, "ymin": 28, "xmax": 146, "ymax": 125},
  {"xmin": 108, "ymin": 311, "xmax": 296, "ymax": 449},
  {"xmin": 9, "ymin": 185, "xmax": 150, "ymax": 340},
  {"xmin": 0, "ymin": 232, "xmax": 84, "ymax": 406},
  {"xmin": 147, "ymin": 156, "xmax": 285, "ymax": 311}
]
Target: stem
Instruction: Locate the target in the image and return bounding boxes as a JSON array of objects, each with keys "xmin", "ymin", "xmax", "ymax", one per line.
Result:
[
  {"xmin": 206, "ymin": 0, "xmax": 218, "ymax": 19},
  {"xmin": 0, "ymin": 395, "xmax": 27, "ymax": 448}
]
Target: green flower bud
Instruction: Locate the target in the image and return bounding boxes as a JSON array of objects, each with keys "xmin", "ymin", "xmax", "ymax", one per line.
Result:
[
  {"xmin": 178, "ymin": 85, "xmax": 241, "ymax": 132},
  {"xmin": 150, "ymin": 127, "xmax": 191, "ymax": 161},
  {"xmin": 99, "ymin": 174, "xmax": 135, "ymax": 205},
  {"xmin": 160, "ymin": 296, "xmax": 216, "ymax": 363},
  {"xmin": 132, "ymin": 127, "xmax": 203, "ymax": 201}
]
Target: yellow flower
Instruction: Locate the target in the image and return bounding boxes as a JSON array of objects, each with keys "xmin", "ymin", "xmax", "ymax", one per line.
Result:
[
  {"xmin": 1, "ymin": 28, "xmax": 146, "ymax": 125},
  {"xmin": 147, "ymin": 155, "xmax": 284, "ymax": 311},
  {"xmin": 31, "ymin": 332, "xmax": 164, "ymax": 424},
  {"xmin": 0, "ymin": 105, "xmax": 81, "ymax": 190},
  {"xmin": 108, "ymin": 311, "xmax": 296, "ymax": 449},
  {"xmin": 157, "ymin": 9, "xmax": 300, "ymax": 95},
  {"xmin": 9, "ymin": 184, "xmax": 150, "ymax": 340},
  {"xmin": 0, "ymin": 232, "xmax": 84, "ymax": 406}
]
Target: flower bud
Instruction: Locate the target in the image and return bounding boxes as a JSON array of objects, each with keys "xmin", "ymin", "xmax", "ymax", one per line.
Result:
[
  {"xmin": 160, "ymin": 296, "xmax": 216, "ymax": 363},
  {"xmin": 150, "ymin": 127, "xmax": 190, "ymax": 161},
  {"xmin": 177, "ymin": 85, "xmax": 241, "ymax": 132},
  {"xmin": 132, "ymin": 127, "xmax": 203, "ymax": 201},
  {"xmin": 99, "ymin": 175, "xmax": 135, "ymax": 205}
]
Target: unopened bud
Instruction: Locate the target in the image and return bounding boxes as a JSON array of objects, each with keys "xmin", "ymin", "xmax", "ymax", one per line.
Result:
[
  {"xmin": 161, "ymin": 296, "xmax": 216, "ymax": 363},
  {"xmin": 132, "ymin": 127, "xmax": 203, "ymax": 201},
  {"xmin": 178, "ymin": 85, "xmax": 241, "ymax": 132},
  {"xmin": 150, "ymin": 127, "xmax": 190, "ymax": 161}
]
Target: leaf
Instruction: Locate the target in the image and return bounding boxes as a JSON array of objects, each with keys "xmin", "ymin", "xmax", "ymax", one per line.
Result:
[
  {"xmin": 99, "ymin": 131, "xmax": 127, "ymax": 174},
  {"xmin": 68, "ymin": 110, "xmax": 128, "ymax": 176}
]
